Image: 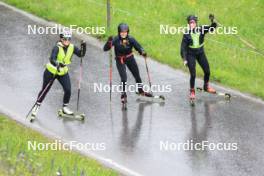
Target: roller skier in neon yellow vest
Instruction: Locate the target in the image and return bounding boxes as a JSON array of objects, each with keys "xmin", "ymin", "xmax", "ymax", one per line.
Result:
[
  {"xmin": 180, "ymin": 14, "xmax": 217, "ymax": 100},
  {"xmin": 31, "ymin": 30, "xmax": 86, "ymax": 118}
]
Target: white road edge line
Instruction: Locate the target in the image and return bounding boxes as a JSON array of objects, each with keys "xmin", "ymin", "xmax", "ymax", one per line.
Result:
[{"xmin": 0, "ymin": 103, "xmax": 143, "ymax": 176}]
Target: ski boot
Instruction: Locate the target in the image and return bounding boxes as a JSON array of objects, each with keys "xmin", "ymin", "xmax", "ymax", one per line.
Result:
[
  {"xmin": 204, "ymin": 83, "xmax": 231, "ymax": 100},
  {"xmin": 204, "ymin": 83, "xmax": 216, "ymax": 94},
  {"xmin": 137, "ymin": 90, "xmax": 165, "ymax": 103},
  {"xmin": 62, "ymin": 106, "xmax": 74, "ymax": 115},
  {"xmin": 189, "ymin": 88, "xmax": 196, "ymax": 106},
  {"xmin": 139, "ymin": 91, "xmax": 153, "ymax": 97},
  {"xmin": 137, "ymin": 87, "xmax": 153, "ymax": 97},
  {"xmin": 58, "ymin": 105, "xmax": 85, "ymax": 120}
]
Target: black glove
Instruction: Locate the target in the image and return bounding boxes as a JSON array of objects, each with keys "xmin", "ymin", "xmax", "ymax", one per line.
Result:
[
  {"xmin": 141, "ymin": 51, "xmax": 147, "ymax": 57},
  {"xmin": 56, "ymin": 63, "xmax": 65, "ymax": 72},
  {"xmin": 81, "ymin": 40, "xmax": 86, "ymax": 48},
  {"xmin": 81, "ymin": 40, "xmax": 86, "ymax": 56},
  {"xmin": 59, "ymin": 63, "xmax": 66, "ymax": 67},
  {"xmin": 209, "ymin": 14, "xmax": 215, "ymax": 23},
  {"xmin": 56, "ymin": 64, "xmax": 61, "ymax": 72},
  {"xmin": 107, "ymin": 36, "xmax": 113, "ymax": 42}
]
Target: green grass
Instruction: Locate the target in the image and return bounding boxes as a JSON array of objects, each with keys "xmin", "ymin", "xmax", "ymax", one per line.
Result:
[
  {"xmin": 2, "ymin": 0, "xmax": 264, "ymax": 99},
  {"xmin": 0, "ymin": 114, "xmax": 118, "ymax": 176}
]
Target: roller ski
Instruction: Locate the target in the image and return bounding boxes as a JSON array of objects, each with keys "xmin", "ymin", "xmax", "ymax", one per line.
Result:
[
  {"xmin": 58, "ymin": 106, "xmax": 85, "ymax": 121},
  {"xmin": 27, "ymin": 103, "xmax": 40, "ymax": 123},
  {"xmin": 189, "ymin": 89, "xmax": 196, "ymax": 106},
  {"xmin": 196, "ymin": 84, "xmax": 231, "ymax": 101},
  {"xmin": 121, "ymin": 93, "xmax": 127, "ymax": 110},
  {"xmin": 136, "ymin": 91, "xmax": 165, "ymax": 103}
]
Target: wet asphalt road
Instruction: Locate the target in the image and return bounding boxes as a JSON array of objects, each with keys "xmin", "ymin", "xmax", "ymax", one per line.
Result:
[{"xmin": 0, "ymin": 4, "xmax": 264, "ymax": 176}]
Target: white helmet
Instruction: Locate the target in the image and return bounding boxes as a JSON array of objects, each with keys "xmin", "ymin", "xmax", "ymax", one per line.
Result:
[{"xmin": 60, "ymin": 30, "xmax": 72, "ymax": 40}]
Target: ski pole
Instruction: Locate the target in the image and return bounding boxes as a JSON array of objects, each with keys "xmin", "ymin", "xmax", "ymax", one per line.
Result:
[
  {"xmin": 106, "ymin": 0, "xmax": 112, "ymax": 101},
  {"xmin": 109, "ymin": 44, "xmax": 113, "ymax": 102},
  {"xmin": 144, "ymin": 56, "xmax": 152, "ymax": 89},
  {"xmin": 26, "ymin": 75, "xmax": 56, "ymax": 118},
  {"xmin": 77, "ymin": 42, "xmax": 85, "ymax": 111}
]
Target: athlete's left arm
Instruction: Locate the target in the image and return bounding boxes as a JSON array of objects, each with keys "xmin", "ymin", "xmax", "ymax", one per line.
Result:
[{"xmin": 129, "ymin": 36, "xmax": 145, "ymax": 55}]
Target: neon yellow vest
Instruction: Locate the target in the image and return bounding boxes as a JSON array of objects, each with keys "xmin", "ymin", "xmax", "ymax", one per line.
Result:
[
  {"xmin": 46, "ymin": 42, "xmax": 74, "ymax": 76},
  {"xmin": 189, "ymin": 32, "xmax": 204, "ymax": 49}
]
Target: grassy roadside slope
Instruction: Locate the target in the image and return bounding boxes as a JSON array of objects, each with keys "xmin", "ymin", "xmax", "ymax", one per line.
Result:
[
  {"xmin": 0, "ymin": 115, "xmax": 118, "ymax": 176},
  {"xmin": 2, "ymin": 0, "xmax": 264, "ymax": 99}
]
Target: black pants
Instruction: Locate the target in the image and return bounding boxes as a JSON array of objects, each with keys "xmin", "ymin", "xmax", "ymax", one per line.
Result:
[
  {"xmin": 116, "ymin": 56, "xmax": 143, "ymax": 93},
  {"xmin": 36, "ymin": 69, "xmax": 71, "ymax": 105},
  {"xmin": 187, "ymin": 52, "xmax": 210, "ymax": 89}
]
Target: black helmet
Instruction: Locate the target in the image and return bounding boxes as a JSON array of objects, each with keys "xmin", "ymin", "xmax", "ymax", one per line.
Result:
[
  {"xmin": 187, "ymin": 15, "xmax": 198, "ymax": 23},
  {"xmin": 118, "ymin": 23, "xmax": 129, "ymax": 33}
]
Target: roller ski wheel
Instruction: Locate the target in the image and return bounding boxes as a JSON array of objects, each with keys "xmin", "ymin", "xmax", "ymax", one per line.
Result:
[
  {"xmin": 27, "ymin": 104, "xmax": 40, "ymax": 123},
  {"xmin": 121, "ymin": 97, "xmax": 127, "ymax": 111},
  {"xmin": 189, "ymin": 97, "xmax": 195, "ymax": 106},
  {"xmin": 29, "ymin": 114, "xmax": 35, "ymax": 123},
  {"xmin": 58, "ymin": 109, "xmax": 85, "ymax": 121},
  {"xmin": 26, "ymin": 111, "xmax": 36, "ymax": 123},
  {"xmin": 121, "ymin": 93, "xmax": 127, "ymax": 110},
  {"xmin": 224, "ymin": 93, "xmax": 231, "ymax": 100},
  {"xmin": 159, "ymin": 95, "xmax": 165, "ymax": 101}
]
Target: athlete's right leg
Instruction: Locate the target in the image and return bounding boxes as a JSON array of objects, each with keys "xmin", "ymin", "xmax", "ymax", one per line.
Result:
[
  {"xmin": 187, "ymin": 54, "xmax": 196, "ymax": 98},
  {"xmin": 36, "ymin": 69, "xmax": 55, "ymax": 104},
  {"xmin": 32, "ymin": 69, "xmax": 55, "ymax": 117},
  {"xmin": 116, "ymin": 58, "xmax": 127, "ymax": 93}
]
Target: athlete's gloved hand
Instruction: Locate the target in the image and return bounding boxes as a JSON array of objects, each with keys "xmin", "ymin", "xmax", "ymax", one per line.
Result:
[
  {"xmin": 56, "ymin": 65, "xmax": 61, "ymax": 72},
  {"xmin": 107, "ymin": 36, "xmax": 113, "ymax": 42},
  {"xmin": 59, "ymin": 63, "xmax": 66, "ymax": 67},
  {"xmin": 209, "ymin": 14, "xmax": 215, "ymax": 23},
  {"xmin": 56, "ymin": 63, "xmax": 65, "ymax": 72},
  {"xmin": 141, "ymin": 51, "xmax": 147, "ymax": 57},
  {"xmin": 183, "ymin": 60, "xmax": 188, "ymax": 67},
  {"xmin": 81, "ymin": 40, "xmax": 86, "ymax": 56},
  {"xmin": 81, "ymin": 40, "xmax": 86, "ymax": 48}
]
